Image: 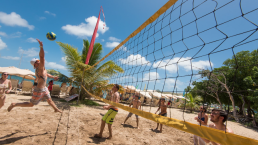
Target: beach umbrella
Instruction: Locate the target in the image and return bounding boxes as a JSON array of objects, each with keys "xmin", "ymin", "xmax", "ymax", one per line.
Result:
[
  {"xmin": 0, "ymin": 66, "xmax": 35, "ymax": 77},
  {"xmin": 138, "ymin": 91, "xmax": 152, "ymax": 99}
]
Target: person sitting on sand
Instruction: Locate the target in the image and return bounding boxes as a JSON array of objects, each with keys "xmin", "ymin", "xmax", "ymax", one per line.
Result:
[
  {"xmin": 7, "ymin": 39, "xmax": 62, "ymax": 113},
  {"xmin": 0, "ymin": 72, "xmax": 12, "ymax": 109},
  {"xmin": 122, "ymin": 93, "xmax": 141, "ymax": 129},
  {"xmin": 94, "ymin": 84, "xmax": 120, "ymax": 139},
  {"xmin": 193, "ymin": 106, "xmax": 209, "ymax": 145},
  {"xmin": 200, "ymin": 109, "xmax": 234, "ymax": 145},
  {"xmin": 154, "ymin": 98, "xmax": 167, "ymax": 133}
]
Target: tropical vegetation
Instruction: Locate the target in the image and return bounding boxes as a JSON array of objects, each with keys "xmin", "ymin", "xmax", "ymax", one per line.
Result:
[
  {"xmin": 186, "ymin": 50, "xmax": 258, "ymax": 127},
  {"xmin": 57, "ymin": 39, "xmax": 124, "ymax": 101}
]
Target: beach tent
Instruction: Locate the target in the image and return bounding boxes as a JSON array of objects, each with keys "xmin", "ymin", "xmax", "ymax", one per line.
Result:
[
  {"xmin": 0, "ymin": 66, "xmax": 35, "ymax": 78},
  {"xmin": 124, "ymin": 85, "xmax": 136, "ymax": 93}
]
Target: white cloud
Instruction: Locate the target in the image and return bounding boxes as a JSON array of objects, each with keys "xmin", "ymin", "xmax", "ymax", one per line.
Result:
[
  {"xmin": 39, "ymin": 17, "xmax": 46, "ymax": 20},
  {"xmin": 45, "ymin": 61, "xmax": 66, "ymax": 70},
  {"xmin": 109, "ymin": 37, "xmax": 121, "ymax": 42},
  {"xmin": 44, "ymin": 11, "xmax": 56, "ymax": 17},
  {"xmin": 9, "ymin": 31, "xmax": 22, "ymax": 38},
  {"xmin": 119, "ymin": 54, "xmax": 151, "ymax": 66},
  {"xmin": 101, "ymin": 39, "xmax": 105, "ymax": 42},
  {"xmin": 61, "ymin": 56, "xmax": 67, "ymax": 62},
  {"xmin": 0, "ymin": 37, "xmax": 7, "ymax": 50},
  {"xmin": 118, "ymin": 45, "xmax": 127, "ymax": 52},
  {"xmin": 1, "ymin": 56, "xmax": 19, "ymax": 60},
  {"xmin": 106, "ymin": 42, "xmax": 120, "ymax": 48},
  {"xmin": 0, "ymin": 31, "xmax": 22, "ymax": 38},
  {"xmin": 153, "ymin": 57, "xmax": 212, "ymax": 73},
  {"xmin": 18, "ymin": 47, "xmax": 39, "ymax": 57},
  {"xmin": 0, "ymin": 12, "xmax": 34, "ymax": 30},
  {"xmin": 0, "ymin": 31, "xmax": 7, "ymax": 37},
  {"xmin": 165, "ymin": 78, "xmax": 183, "ymax": 89},
  {"xmin": 143, "ymin": 72, "xmax": 160, "ymax": 81},
  {"xmin": 27, "ymin": 37, "xmax": 37, "ymax": 43},
  {"xmin": 62, "ymin": 16, "xmax": 109, "ymax": 38}
]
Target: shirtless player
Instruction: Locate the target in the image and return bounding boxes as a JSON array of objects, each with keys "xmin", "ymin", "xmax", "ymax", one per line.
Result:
[
  {"xmin": 200, "ymin": 109, "xmax": 233, "ymax": 145},
  {"xmin": 122, "ymin": 93, "xmax": 141, "ymax": 129},
  {"xmin": 94, "ymin": 84, "xmax": 120, "ymax": 139},
  {"xmin": 7, "ymin": 39, "xmax": 62, "ymax": 113},
  {"xmin": 154, "ymin": 98, "xmax": 167, "ymax": 133}
]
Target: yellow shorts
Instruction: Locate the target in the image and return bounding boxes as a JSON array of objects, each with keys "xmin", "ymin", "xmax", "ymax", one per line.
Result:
[{"xmin": 102, "ymin": 108, "xmax": 118, "ymax": 125}]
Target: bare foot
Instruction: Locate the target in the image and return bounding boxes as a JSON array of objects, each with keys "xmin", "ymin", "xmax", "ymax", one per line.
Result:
[
  {"xmin": 7, "ymin": 103, "xmax": 15, "ymax": 112},
  {"xmin": 94, "ymin": 134, "xmax": 102, "ymax": 138},
  {"xmin": 154, "ymin": 128, "xmax": 158, "ymax": 130},
  {"xmin": 106, "ymin": 136, "xmax": 112, "ymax": 139},
  {"xmin": 121, "ymin": 123, "xmax": 125, "ymax": 125},
  {"xmin": 54, "ymin": 109, "xmax": 63, "ymax": 113},
  {"xmin": 137, "ymin": 127, "xmax": 140, "ymax": 129}
]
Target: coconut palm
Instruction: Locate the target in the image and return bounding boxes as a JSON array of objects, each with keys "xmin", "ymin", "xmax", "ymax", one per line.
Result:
[
  {"xmin": 57, "ymin": 40, "xmax": 124, "ymax": 101},
  {"xmin": 180, "ymin": 93, "xmax": 202, "ymax": 113}
]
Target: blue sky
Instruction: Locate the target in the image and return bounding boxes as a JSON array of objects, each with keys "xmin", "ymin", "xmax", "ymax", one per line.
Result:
[{"xmin": 0, "ymin": 0, "xmax": 258, "ymax": 92}]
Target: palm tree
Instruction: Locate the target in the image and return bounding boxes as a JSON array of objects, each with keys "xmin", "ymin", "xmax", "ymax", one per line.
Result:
[
  {"xmin": 57, "ymin": 40, "xmax": 124, "ymax": 101},
  {"xmin": 180, "ymin": 93, "xmax": 202, "ymax": 113}
]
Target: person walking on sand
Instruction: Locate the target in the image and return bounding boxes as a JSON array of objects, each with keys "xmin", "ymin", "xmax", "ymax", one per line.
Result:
[
  {"xmin": 0, "ymin": 72, "xmax": 12, "ymax": 109},
  {"xmin": 7, "ymin": 39, "xmax": 62, "ymax": 113},
  {"xmin": 154, "ymin": 98, "xmax": 167, "ymax": 133},
  {"xmin": 94, "ymin": 84, "xmax": 120, "ymax": 139},
  {"xmin": 121, "ymin": 93, "xmax": 141, "ymax": 129}
]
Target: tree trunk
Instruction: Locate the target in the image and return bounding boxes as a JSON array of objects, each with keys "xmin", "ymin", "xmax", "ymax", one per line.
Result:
[
  {"xmin": 241, "ymin": 95, "xmax": 247, "ymax": 119},
  {"xmin": 251, "ymin": 109, "xmax": 257, "ymax": 127},
  {"xmin": 216, "ymin": 98, "xmax": 223, "ymax": 110},
  {"xmin": 224, "ymin": 85, "xmax": 238, "ymax": 121}
]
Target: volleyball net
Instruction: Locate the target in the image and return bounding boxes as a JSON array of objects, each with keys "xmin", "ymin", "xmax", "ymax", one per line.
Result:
[{"xmin": 82, "ymin": 0, "xmax": 258, "ymax": 144}]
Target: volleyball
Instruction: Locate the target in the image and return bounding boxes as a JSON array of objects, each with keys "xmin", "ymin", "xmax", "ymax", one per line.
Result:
[{"xmin": 46, "ymin": 32, "xmax": 56, "ymax": 41}]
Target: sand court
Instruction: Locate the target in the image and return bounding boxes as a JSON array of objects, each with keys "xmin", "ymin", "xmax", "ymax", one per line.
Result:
[{"xmin": 0, "ymin": 94, "xmax": 257, "ymax": 144}]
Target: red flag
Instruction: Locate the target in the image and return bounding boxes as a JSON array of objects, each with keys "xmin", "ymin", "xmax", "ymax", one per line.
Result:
[{"xmin": 85, "ymin": 9, "xmax": 101, "ymax": 65}]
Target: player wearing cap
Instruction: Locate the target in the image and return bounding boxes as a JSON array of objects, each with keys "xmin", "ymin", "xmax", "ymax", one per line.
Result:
[{"xmin": 7, "ymin": 39, "xmax": 62, "ymax": 113}]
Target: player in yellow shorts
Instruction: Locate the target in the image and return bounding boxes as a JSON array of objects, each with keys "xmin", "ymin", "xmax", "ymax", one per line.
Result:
[
  {"xmin": 94, "ymin": 84, "xmax": 120, "ymax": 139},
  {"xmin": 102, "ymin": 108, "xmax": 118, "ymax": 124}
]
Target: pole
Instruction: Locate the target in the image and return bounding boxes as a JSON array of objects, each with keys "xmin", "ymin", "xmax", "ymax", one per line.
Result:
[{"xmin": 77, "ymin": 7, "xmax": 103, "ymax": 105}]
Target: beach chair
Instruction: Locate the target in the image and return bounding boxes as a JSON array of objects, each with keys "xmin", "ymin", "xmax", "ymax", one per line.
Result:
[
  {"xmin": 66, "ymin": 86, "xmax": 73, "ymax": 96},
  {"xmin": 60, "ymin": 85, "xmax": 67, "ymax": 95},
  {"xmin": 19, "ymin": 81, "xmax": 33, "ymax": 95},
  {"xmin": 51, "ymin": 85, "xmax": 61, "ymax": 98},
  {"xmin": 10, "ymin": 79, "xmax": 19, "ymax": 94}
]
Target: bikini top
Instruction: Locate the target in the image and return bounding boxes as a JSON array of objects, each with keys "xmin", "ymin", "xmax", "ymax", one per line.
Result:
[
  {"xmin": 0, "ymin": 83, "xmax": 8, "ymax": 88},
  {"xmin": 198, "ymin": 117, "xmax": 205, "ymax": 121}
]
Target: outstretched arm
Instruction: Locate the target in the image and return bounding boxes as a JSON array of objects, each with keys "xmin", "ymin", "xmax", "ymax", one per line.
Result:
[
  {"xmin": 37, "ymin": 39, "xmax": 45, "ymax": 68},
  {"xmin": 47, "ymin": 74, "xmax": 58, "ymax": 81}
]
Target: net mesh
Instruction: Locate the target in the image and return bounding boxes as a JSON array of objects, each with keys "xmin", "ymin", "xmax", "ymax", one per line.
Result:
[{"xmin": 85, "ymin": 0, "xmax": 258, "ymax": 143}]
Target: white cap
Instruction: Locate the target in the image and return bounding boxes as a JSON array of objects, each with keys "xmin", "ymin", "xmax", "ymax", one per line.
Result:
[{"xmin": 30, "ymin": 58, "xmax": 39, "ymax": 69}]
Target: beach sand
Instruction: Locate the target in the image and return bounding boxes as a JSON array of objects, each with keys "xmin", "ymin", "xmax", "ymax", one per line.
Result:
[{"xmin": 0, "ymin": 94, "xmax": 257, "ymax": 145}]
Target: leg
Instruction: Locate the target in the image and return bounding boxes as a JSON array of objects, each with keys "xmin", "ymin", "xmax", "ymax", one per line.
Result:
[
  {"xmin": 0, "ymin": 95, "xmax": 6, "ymax": 109},
  {"xmin": 122, "ymin": 113, "xmax": 132, "ymax": 125},
  {"xmin": 160, "ymin": 124, "xmax": 163, "ymax": 133},
  {"xmin": 155, "ymin": 123, "xmax": 159, "ymax": 130},
  {"xmin": 136, "ymin": 115, "xmax": 139, "ymax": 129},
  {"xmin": 7, "ymin": 102, "xmax": 34, "ymax": 112},
  {"xmin": 193, "ymin": 135, "xmax": 198, "ymax": 145},
  {"xmin": 46, "ymin": 99, "xmax": 62, "ymax": 113},
  {"xmin": 107, "ymin": 124, "xmax": 112, "ymax": 139},
  {"xmin": 94, "ymin": 120, "xmax": 106, "ymax": 138},
  {"xmin": 122, "ymin": 116, "xmax": 130, "ymax": 125}
]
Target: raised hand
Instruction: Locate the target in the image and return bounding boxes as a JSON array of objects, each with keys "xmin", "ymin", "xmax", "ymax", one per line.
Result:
[
  {"xmin": 36, "ymin": 39, "xmax": 43, "ymax": 46},
  {"xmin": 53, "ymin": 76, "xmax": 59, "ymax": 81}
]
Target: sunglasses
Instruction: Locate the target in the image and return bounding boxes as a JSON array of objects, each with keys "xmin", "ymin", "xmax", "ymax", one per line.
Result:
[
  {"xmin": 211, "ymin": 112, "xmax": 220, "ymax": 115},
  {"xmin": 3, "ymin": 74, "xmax": 9, "ymax": 76}
]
